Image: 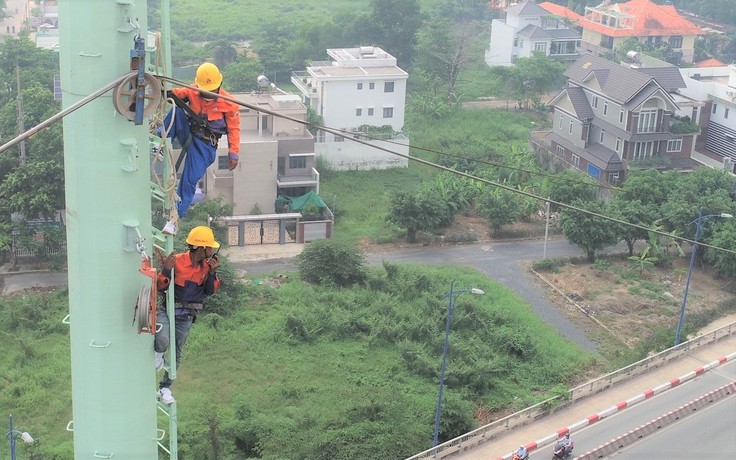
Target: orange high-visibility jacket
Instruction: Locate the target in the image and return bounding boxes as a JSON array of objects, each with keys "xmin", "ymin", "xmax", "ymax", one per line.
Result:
[
  {"xmin": 157, "ymin": 252, "xmax": 220, "ymax": 304},
  {"xmin": 171, "ymin": 86, "xmax": 241, "ymax": 156}
]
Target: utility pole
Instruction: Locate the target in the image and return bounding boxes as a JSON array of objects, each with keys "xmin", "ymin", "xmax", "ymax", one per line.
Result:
[
  {"xmin": 16, "ymin": 66, "xmax": 25, "ymax": 165},
  {"xmin": 58, "ymin": 1, "xmax": 158, "ymax": 458}
]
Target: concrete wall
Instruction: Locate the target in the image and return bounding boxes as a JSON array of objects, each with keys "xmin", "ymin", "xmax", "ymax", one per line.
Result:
[{"xmin": 316, "ymin": 136, "xmax": 410, "ymax": 171}]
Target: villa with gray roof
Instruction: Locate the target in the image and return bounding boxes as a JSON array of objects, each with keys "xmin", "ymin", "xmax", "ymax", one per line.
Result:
[
  {"xmin": 538, "ymin": 54, "xmax": 697, "ymax": 184},
  {"xmin": 486, "ymin": 1, "xmax": 581, "ymax": 67}
]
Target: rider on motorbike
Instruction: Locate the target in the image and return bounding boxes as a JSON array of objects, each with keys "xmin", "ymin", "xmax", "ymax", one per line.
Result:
[
  {"xmin": 553, "ymin": 433, "xmax": 573, "ymax": 458},
  {"xmin": 513, "ymin": 445, "xmax": 528, "ymax": 460}
]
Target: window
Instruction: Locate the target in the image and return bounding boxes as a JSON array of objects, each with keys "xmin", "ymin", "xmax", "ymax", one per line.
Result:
[
  {"xmin": 519, "ymin": 39, "xmax": 524, "ymax": 47},
  {"xmin": 289, "ymin": 156, "xmax": 307, "ymax": 169},
  {"xmin": 514, "ymin": 37, "xmax": 519, "ymax": 47},
  {"xmin": 384, "ymin": 82, "xmax": 395, "ymax": 93},
  {"xmin": 559, "ymin": 115, "xmax": 563, "ymax": 130},
  {"xmin": 619, "ymin": 109, "xmax": 625, "ymax": 124},
  {"xmin": 633, "ymin": 141, "xmax": 654, "ymax": 160},
  {"xmin": 669, "ymin": 35, "xmax": 683, "ymax": 48},
  {"xmin": 569, "ymin": 120, "xmax": 573, "ymax": 134},
  {"xmin": 592, "ymin": 95, "xmax": 598, "ymax": 108},
  {"xmin": 217, "ymin": 156, "xmax": 230, "ymax": 170},
  {"xmin": 615, "ymin": 137, "xmax": 621, "ymax": 153},
  {"xmin": 357, "ymin": 82, "xmax": 363, "ymax": 90},
  {"xmin": 599, "ymin": 130, "xmax": 605, "ymax": 143},
  {"xmin": 368, "ymin": 108, "xmax": 374, "ymax": 116},
  {"xmin": 556, "ymin": 145, "xmax": 564, "ymax": 156},
  {"xmin": 356, "ymin": 108, "xmax": 362, "ymax": 116},
  {"xmin": 712, "ymin": 103, "xmax": 718, "ymax": 114},
  {"xmin": 383, "ymin": 107, "xmax": 394, "ymax": 118},
  {"xmin": 571, "ymin": 154, "xmax": 580, "ymax": 168},
  {"xmin": 369, "ymin": 82, "xmax": 375, "ymax": 90},
  {"xmin": 334, "ymin": 135, "xmax": 344, "ymax": 142},
  {"xmin": 726, "ymin": 108, "xmax": 730, "ymax": 119},
  {"xmin": 603, "ymin": 102, "xmax": 608, "ymax": 116},
  {"xmin": 534, "ymin": 41, "xmax": 546, "ymax": 52},
  {"xmin": 667, "ymin": 139, "xmax": 682, "ymax": 152},
  {"xmin": 608, "ymin": 172, "xmax": 620, "ymax": 184},
  {"xmin": 637, "ymin": 110, "xmax": 657, "ymax": 133}
]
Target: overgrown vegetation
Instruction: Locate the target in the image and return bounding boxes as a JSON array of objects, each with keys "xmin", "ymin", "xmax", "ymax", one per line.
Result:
[{"xmin": 2, "ymin": 263, "xmax": 591, "ymax": 459}]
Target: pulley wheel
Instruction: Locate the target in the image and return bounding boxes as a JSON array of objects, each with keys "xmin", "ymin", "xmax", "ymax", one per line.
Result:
[{"xmin": 113, "ymin": 72, "xmax": 162, "ymax": 121}]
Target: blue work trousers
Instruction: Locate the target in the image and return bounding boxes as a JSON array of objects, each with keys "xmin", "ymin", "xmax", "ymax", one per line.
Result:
[
  {"xmin": 164, "ymin": 107, "xmax": 217, "ymax": 218},
  {"xmin": 154, "ymin": 308, "xmax": 194, "ymax": 389}
]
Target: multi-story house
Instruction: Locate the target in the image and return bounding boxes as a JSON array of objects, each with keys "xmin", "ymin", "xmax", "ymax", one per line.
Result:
[
  {"xmin": 576, "ymin": 0, "xmax": 701, "ymax": 65},
  {"xmin": 205, "ymin": 89, "xmax": 319, "ymax": 215},
  {"xmin": 678, "ymin": 65, "xmax": 736, "ymax": 170},
  {"xmin": 486, "ymin": 1, "xmax": 581, "ymax": 67},
  {"xmin": 542, "ymin": 54, "xmax": 696, "ymax": 184},
  {"xmin": 291, "ymin": 46, "xmax": 410, "ymax": 170}
]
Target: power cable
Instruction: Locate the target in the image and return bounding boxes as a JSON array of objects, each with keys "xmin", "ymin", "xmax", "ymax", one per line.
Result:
[{"xmin": 156, "ymin": 75, "xmax": 736, "ymax": 255}]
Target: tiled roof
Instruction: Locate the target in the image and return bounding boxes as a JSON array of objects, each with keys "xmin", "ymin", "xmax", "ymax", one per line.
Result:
[
  {"xmin": 579, "ymin": 0, "xmax": 702, "ymax": 38},
  {"xmin": 566, "ymin": 85, "xmax": 594, "ymax": 120},
  {"xmin": 517, "ymin": 24, "xmax": 552, "ymax": 40},
  {"xmin": 634, "ymin": 67, "xmax": 686, "ymax": 92},
  {"xmin": 565, "ymin": 54, "xmax": 652, "ymax": 104},
  {"xmin": 694, "ymin": 58, "xmax": 726, "ymax": 68},
  {"xmin": 539, "ymin": 2, "xmax": 584, "ymax": 22},
  {"xmin": 506, "ymin": 1, "xmax": 550, "ymax": 17}
]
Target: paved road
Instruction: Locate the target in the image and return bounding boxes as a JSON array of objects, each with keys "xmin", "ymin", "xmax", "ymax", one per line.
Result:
[
  {"xmin": 242, "ymin": 238, "xmax": 598, "ymax": 351},
  {"xmin": 532, "ymin": 359, "xmax": 736, "ymax": 459}
]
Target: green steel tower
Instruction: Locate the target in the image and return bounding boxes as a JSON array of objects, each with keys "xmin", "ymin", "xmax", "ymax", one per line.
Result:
[{"xmin": 58, "ymin": 1, "xmax": 159, "ymax": 458}]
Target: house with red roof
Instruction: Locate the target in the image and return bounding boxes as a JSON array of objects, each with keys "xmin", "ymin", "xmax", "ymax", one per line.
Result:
[{"xmin": 577, "ymin": 0, "xmax": 702, "ymax": 64}]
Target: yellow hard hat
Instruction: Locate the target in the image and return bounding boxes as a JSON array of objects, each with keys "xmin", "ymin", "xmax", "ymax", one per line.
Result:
[
  {"xmin": 194, "ymin": 62, "xmax": 223, "ymax": 92},
  {"xmin": 186, "ymin": 226, "xmax": 220, "ymax": 249}
]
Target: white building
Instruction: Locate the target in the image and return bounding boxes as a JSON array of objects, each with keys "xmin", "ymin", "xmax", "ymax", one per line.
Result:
[
  {"xmin": 486, "ymin": 1, "xmax": 580, "ymax": 67},
  {"xmin": 291, "ymin": 46, "xmax": 410, "ymax": 170},
  {"xmin": 678, "ymin": 65, "xmax": 736, "ymax": 168}
]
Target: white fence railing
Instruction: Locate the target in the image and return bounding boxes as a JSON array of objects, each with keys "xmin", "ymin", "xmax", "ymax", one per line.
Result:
[{"xmin": 405, "ymin": 321, "xmax": 736, "ymax": 460}]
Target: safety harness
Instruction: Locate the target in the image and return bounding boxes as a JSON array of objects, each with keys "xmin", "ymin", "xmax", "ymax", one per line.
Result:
[{"xmin": 167, "ymin": 91, "xmax": 222, "ymax": 171}]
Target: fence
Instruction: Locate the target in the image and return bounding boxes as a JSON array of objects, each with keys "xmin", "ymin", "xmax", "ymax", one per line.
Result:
[
  {"xmin": 13, "ymin": 243, "xmax": 67, "ymax": 258},
  {"xmin": 405, "ymin": 321, "xmax": 736, "ymax": 460}
]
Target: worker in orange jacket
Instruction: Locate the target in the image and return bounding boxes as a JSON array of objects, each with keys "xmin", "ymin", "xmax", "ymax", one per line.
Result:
[
  {"xmin": 160, "ymin": 62, "xmax": 240, "ymax": 235},
  {"xmin": 153, "ymin": 226, "xmax": 221, "ymax": 404}
]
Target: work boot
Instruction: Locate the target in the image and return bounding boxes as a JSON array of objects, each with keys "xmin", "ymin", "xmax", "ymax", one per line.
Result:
[
  {"xmin": 159, "ymin": 387, "xmax": 175, "ymax": 405},
  {"xmin": 154, "ymin": 352, "xmax": 165, "ymax": 371}
]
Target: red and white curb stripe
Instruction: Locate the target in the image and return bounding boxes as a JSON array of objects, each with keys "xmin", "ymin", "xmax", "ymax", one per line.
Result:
[{"xmin": 495, "ymin": 351, "xmax": 736, "ymax": 460}]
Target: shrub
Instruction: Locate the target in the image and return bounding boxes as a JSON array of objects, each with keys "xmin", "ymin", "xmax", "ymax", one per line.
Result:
[{"xmin": 294, "ymin": 239, "xmax": 367, "ymax": 287}]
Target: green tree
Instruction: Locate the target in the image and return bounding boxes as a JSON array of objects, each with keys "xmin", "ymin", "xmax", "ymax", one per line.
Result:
[
  {"xmin": 544, "ymin": 170, "xmax": 597, "ymax": 212},
  {"xmin": 510, "ymin": 54, "xmax": 566, "ymax": 109},
  {"xmin": 368, "ymin": 0, "xmax": 423, "ymax": 66},
  {"xmin": 387, "ymin": 190, "xmax": 449, "ymax": 243},
  {"xmin": 560, "ymin": 199, "xmax": 619, "ymax": 262},
  {"xmin": 609, "ymin": 198, "xmax": 653, "ymax": 256},
  {"xmin": 223, "ymin": 56, "xmax": 264, "ymax": 93},
  {"xmin": 294, "ymin": 238, "xmax": 367, "ymax": 286},
  {"xmin": 477, "ymin": 187, "xmax": 524, "ymax": 236},
  {"xmin": 414, "ymin": 14, "xmax": 479, "ymax": 102},
  {"xmin": 704, "ymin": 223, "xmax": 736, "ymax": 278}
]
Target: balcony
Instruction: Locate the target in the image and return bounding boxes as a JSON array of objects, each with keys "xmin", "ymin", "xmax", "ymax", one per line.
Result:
[
  {"xmin": 291, "ymin": 71, "xmax": 319, "ymax": 98},
  {"xmin": 277, "ymin": 168, "xmax": 319, "ymax": 187}
]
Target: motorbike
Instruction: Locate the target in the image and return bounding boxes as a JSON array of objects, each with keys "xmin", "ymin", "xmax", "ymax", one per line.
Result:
[{"xmin": 552, "ymin": 440, "xmax": 573, "ymax": 459}]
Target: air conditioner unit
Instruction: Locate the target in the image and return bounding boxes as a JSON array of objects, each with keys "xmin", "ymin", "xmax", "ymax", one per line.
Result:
[{"xmin": 723, "ymin": 156, "xmax": 733, "ymax": 171}]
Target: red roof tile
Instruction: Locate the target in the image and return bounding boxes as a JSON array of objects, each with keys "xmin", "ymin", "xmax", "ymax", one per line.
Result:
[
  {"xmin": 694, "ymin": 58, "xmax": 726, "ymax": 68},
  {"xmin": 539, "ymin": 2, "xmax": 583, "ymax": 22},
  {"xmin": 579, "ymin": 0, "xmax": 702, "ymax": 38}
]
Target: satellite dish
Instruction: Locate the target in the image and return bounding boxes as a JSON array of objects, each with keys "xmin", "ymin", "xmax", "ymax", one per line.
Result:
[{"xmin": 257, "ymin": 75, "xmax": 270, "ymax": 88}]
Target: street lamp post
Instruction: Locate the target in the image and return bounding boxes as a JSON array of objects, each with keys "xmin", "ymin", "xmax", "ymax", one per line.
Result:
[
  {"xmin": 674, "ymin": 209, "xmax": 733, "ymax": 346},
  {"xmin": 7, "ymin": 415, "xmax": 34, "ymax": 460},
  {"xmin": 433, "ymin": 280, "xmax": 484, "ymax": 448}
]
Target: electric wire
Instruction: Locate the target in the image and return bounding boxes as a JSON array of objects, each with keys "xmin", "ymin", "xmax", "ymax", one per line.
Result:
[
  {"xmin": 0, "ymin": 72, "xmax": 733, "ymax": 257},
  {"xmin": 157, "ymin": 75, "xmax": 736, "ymax": 256},
  {"xmin": 0, "ymin": 73, "xmax": 132, "ymax": 155}
]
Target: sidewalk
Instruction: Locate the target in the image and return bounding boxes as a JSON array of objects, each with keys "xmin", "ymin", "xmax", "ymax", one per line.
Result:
[
  {"xmin": 221, "ymin": 243, "xmax": 304, "ymax": 263},
  {"xmin": 453, "ymin": 333, "xmax": 736, "ymax": 460}
]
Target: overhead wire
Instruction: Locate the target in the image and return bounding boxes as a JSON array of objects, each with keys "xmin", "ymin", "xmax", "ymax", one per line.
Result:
[
  {"xmin": 0, "ymin": 71, "xmax": 733, "ymax": 257},
  {"xmin": 157, "ymin": 75, "xmax": 736, "ymax": 256}
]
